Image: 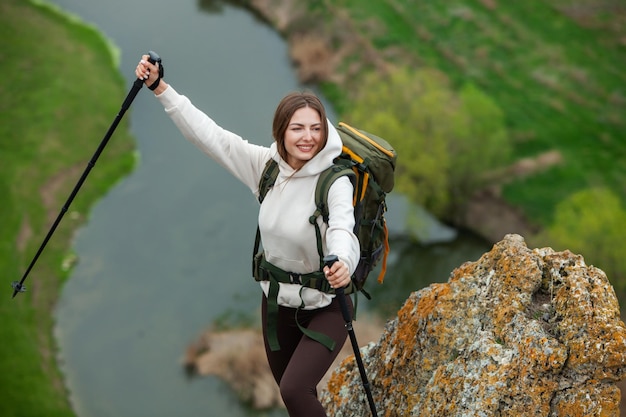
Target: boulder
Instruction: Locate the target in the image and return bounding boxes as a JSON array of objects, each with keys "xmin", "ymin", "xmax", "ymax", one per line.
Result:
[{"xmin": 320, "ymin": 234, "xmax": 626, "ymax": 416}]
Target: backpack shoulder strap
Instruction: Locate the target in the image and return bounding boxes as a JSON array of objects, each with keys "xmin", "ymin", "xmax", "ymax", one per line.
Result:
[
  {"xmin": 308, "ymin": 162, "xmax": 356, "ymax": 270},
  {"xmin": 253, "ymin": 159, "xmax": 279, "ymax": 271},
  {"xmin": 314, "ymin": 161, "xmax": 356, "ymax": 222},
  {"xmin": 258, "ymin": 159, "xmax": 279, "ymax": 203}
]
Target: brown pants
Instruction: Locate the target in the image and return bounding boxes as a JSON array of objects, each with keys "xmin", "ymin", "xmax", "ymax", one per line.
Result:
[{"xmin": 261, "ymin": 294, "xmax": 352, "ymax": 417}]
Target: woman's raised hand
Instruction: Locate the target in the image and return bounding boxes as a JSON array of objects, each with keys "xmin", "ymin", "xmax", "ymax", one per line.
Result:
[{"xmin": 135, "ymin": 54, "xmax": 168, "ymax": 94}]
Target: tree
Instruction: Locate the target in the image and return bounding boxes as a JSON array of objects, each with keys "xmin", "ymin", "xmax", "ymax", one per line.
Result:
[
  {"xmin": 449, "ymin": 83, "xmax": 510, "ymax": 209},
  {"xmin": 344, "ymin": 66, "xmax": 510, "ymax": 218}
]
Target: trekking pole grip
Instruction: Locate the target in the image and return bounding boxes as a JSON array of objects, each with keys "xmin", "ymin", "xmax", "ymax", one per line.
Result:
[
  {"xmin": 148, "ymin": 50, "xmax": 161, "ymax": 65},
  {"xmin": 323, "ymin": 255, "xmax": 352, "ymax": 323}
]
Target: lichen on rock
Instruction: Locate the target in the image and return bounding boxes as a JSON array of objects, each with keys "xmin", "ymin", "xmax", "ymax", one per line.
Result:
[{"xmin": 320, "ymin": 234, "xmax": 626, "ymax": 416}]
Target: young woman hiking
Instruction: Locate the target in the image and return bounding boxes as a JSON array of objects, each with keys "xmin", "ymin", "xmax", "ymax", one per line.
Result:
[{"xmin": 136, "ymin": 55, "xmax": 359, "ymax": 416}]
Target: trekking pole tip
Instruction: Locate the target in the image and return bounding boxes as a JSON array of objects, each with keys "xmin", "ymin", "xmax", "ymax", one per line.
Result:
[{"xmin": 11, "ymin": 281, "xmax": 26, "ymax": 298}]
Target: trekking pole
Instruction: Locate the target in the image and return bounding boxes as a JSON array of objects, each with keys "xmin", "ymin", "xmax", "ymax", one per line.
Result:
[
  {"xmin": 11, "ymin": 51, "xmax": 163, "ymax": 298},
  {"xmin": 324, "ymin": 255, "xmax": 378, "ymax": 417}
]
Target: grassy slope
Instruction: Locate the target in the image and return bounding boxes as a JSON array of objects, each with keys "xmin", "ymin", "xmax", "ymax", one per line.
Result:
[
  {"xmin": 0, "ymin": 0, "xmax": 135, "ymax": 415},
  {"xmin": 323, "ymin": 0, "xmax": 626, "ymax": 226}
]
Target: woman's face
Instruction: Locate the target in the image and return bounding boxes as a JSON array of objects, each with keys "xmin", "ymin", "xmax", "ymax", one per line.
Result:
[{"xmin": 284, "ymin": 106, "xmax": 323, "ymax": 170}]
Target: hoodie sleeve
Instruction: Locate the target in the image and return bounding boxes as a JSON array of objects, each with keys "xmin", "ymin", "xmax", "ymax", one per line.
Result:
[
  {"xmin": 325, "ymin": 176, "xmax": 360, "ymax": 275},
  {"xmin": 155, "ymin": 85, "xmax": 272, "ymax": 192}
]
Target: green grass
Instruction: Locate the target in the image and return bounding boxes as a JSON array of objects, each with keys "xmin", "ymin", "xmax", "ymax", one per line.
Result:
[
  {"xmin": 0, "ymin": 0, "xmax": 136, "ymax": 415},
  {"xmin": 321, "ymin": 0, "xmax": 626, "ymax": 226}
]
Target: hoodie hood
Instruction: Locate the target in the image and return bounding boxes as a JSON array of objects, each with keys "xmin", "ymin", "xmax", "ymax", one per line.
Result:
[{"xmin": 270, "ymin": 119, "xmax": 342, "ymax": 177}]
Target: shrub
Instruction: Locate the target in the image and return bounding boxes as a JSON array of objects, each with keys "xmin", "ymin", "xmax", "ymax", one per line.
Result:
[
  {"xmin": 532, "ymin": 187, "xmax": 626, "ymax": 293},
  {"xmin": 344, "ymin": 66, "xmax": 511, "ymax": 218}
]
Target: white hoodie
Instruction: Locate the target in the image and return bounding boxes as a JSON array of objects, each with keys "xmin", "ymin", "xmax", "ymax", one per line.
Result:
[{"xmin": 157, "ymin": 86, "xmax": 360, "ymax": 309}]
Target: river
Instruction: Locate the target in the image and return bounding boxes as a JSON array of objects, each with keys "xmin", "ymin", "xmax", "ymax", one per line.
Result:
[{"xmin": 52, "ymin": 1, "xmax": 490, "ymax": 416}]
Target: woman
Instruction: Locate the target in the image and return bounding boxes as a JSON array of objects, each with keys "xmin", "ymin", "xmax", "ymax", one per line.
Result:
[{"xmin": 136, "ymin": 55, "xmax": 359, "ymax": 416}]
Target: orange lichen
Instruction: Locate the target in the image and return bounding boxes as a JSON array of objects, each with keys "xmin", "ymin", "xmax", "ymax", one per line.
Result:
[{"xmin": 415, "ymin": 284, "xmax": 451, "ymax": 319}]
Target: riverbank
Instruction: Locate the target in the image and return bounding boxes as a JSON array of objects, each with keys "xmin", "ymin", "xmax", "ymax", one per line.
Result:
[{"xmin": 0, "ymin": 0, "xmax": 136, "ymax": 414}]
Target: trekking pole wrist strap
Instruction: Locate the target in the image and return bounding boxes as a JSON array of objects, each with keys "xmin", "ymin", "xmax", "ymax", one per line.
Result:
[
  {"xmin": 148, "ymin": 60, "xmax": 164, "ymax": 91},
  {"xmin": 148, "ymin": 78, "xmax": 161, "ymax": 91}
]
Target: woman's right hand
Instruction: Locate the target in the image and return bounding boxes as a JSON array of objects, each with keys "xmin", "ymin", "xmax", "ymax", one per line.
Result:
[{"xmin": 135, "ymin": 55, "xmax": 168, "ymax": 95}]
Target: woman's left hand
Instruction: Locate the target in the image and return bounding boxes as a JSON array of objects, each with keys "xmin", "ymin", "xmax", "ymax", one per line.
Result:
[{"xmin": 324, "ymin": 260, "xmax": 351, "ymax": 289}]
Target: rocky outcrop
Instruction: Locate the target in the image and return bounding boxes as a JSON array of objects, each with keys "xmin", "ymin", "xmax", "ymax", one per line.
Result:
[
  {"xmin": 183, "ymin": 328, "xmax": 283, "ymax": 410},
  {"xmin": 320, "ymin": 234, "xmax": 626, "ymax": 416}
]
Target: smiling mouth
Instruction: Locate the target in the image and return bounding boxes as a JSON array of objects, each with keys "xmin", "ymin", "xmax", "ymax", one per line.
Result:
[{"xmin": 297, "ymin": 145, "xmax": 314, "ymax": 152}]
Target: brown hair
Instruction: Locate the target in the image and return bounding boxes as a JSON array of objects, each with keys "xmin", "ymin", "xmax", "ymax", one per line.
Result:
[{"xmin": 272, "ymin": 91, "xmax": 328, "ymax": 162}]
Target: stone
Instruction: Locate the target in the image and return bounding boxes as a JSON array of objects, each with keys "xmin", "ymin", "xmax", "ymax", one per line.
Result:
[
  {"xmin": 183, "ymin": 315, "xmax": 384, "ymax": 410},
  {"xmin": 184, "ymin": 328, "xmax": 284, "ymax": 409},
  {"xmin": 320, "ymin": 234, "xmax": 626, "ymax": 416}
]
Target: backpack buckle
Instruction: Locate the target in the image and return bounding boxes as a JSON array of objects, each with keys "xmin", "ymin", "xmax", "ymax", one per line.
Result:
[{"xmin": 289, "ymin": 273, "xmax": 302, "ymax": 285}]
